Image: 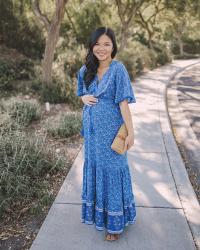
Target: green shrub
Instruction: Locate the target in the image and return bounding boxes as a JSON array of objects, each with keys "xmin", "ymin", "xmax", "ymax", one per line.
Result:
[
  {"xmin": 30, "ymin": 78, "xmax": 43, "ymax": 92},
  {"xmin": 0, "ymin": 59, "xmax": 35, "ymax": 91},
  {"xmin": 52, "ymin": 44, "xmax": 87, "ymax": 108},
  {"xmin": 0, "ymin": 61, "xmax": 15, "ymax": 90},
  {"xmin": 0, "ymin": 112, "xmax": 20, "ymax": 134},
  {"xmin": 45, "ymin": 112, "xmax": 82, "ymax": 138},
  {"xmin": 0, "ymin": 98, "xmax": 42, "ymax": 127},
  {"xmin": 60, "ymin": 45, "xmax": 87, "ymax": 79},
  {"xmin": 171, "ymin": 38, "xmax": 200, "ymax": 55},
  {"xmin": 39, "ymin": 80, "xmax": 68, "ymax": 104},
  {"xmin": 117, "ymin": 46, "xmax": 144, "ymax": 79},
  {"xmin": 154, "ymin": 43, "xmax": 172, "ymax": 65},
  {"xmin": 183, "ymin": 38, "xmax": 200, "ymax": 54},
  {"xmin": 117, "ymin": 41, "xmax": 158, "ymax": 79},
  {"xmin": 65, "ymin": 78, "xmax": 84, "ymax": 110},
  {"xmin": 28, "ymin": 75, "xmax": 82, "ymax": 109},
  {"xmin": 0, "ymin": 0, "xmax": 44, "ymax": 59},
  {"xmin": 0, "ymin": 130, "xmax": 65, "ymax": 217},
  {"xmin": 15, "ymin": 59, "xmax": 35, "ymax": 80}
]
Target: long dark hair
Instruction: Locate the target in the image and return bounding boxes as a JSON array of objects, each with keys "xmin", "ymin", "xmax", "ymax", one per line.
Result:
[{"xmin": 83, "ymin": 27, "xmax": 118, "ymax": 90}]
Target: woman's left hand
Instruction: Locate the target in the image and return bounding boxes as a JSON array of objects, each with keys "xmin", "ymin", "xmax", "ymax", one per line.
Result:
[{"xmin": 124, "ymin": 134, "xmax": 134, "ymax": 151}]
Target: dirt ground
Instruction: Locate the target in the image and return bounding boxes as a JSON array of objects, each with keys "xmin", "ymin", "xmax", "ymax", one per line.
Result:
[{"xmin": 0, "ymin": 99, "xmax": 84, "ymax": 250}]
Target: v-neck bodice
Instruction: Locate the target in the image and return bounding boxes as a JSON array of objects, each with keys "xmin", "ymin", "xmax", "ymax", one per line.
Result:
[
  {"xmin": 76, "ymin": 59, "xmax": 136, "ymax": 105},
  {"xmin": 96, "ymin": 60, "xmax": 115, "ymax": 85}
]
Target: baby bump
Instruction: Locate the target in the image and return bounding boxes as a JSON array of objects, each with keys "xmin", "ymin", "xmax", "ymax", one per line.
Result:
[
  {"xmin": 82, "ymin": 101, "xmax": 127, "ymax": 163},
  {"xmin": 82, "ymin": 97, "xmax": 124, "ymax": 135},
  {"xmin": 92, "ymin": 101, "xmax": 124, "ymax": 146},
  {"xmin": 93, "ymin": 102, "xmax": 127, "ymax": 163}
]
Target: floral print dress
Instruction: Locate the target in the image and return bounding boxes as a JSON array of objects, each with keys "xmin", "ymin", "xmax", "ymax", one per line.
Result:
[{"xmin": 76, "ymin": 59, "xmax": 137, "ymax": 234}]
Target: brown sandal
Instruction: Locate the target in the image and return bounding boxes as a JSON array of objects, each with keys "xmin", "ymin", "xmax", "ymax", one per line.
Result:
[{"xmin": 105, "ymin": 233, "xmax": 120, "ymax": 241}]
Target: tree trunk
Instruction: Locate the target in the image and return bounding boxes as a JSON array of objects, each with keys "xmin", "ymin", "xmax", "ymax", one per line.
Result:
[
  {"xmin": 42, "ymin": 24, "xmax": 61, "ymax": 85},
  {"xmin": 32, "ymin": 0, "xmax": 67, "ymax": 85},
  {"xmin": 119, "ymin": 26, "xmax": 129, "ymax": 52},
  {"xmin": 42, "ymin": 1, "xmax": 66, "ymax": 85},
  {"xmin": 147, "ymin": 29, "xmax": 153, "ymax": 49},
  {"xmin": 177, "ymin": 33, "xmax": 184, "ymax": 56}
]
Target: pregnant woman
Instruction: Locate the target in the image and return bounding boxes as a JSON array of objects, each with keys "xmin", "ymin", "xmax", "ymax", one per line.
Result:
[{"xmin": 76, "ymin": 26, "xmax": 137, "ymax": 241}]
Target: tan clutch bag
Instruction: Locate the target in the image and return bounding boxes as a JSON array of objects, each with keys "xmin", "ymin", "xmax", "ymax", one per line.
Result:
[{"xmin": 111, "ymin": 123, "xmax": 128, "ymax": 154}]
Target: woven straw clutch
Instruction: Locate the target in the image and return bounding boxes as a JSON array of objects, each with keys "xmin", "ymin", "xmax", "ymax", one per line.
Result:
[{"xmin": 111, "ymin": 123, "xmax": 128, "ymax": 154}]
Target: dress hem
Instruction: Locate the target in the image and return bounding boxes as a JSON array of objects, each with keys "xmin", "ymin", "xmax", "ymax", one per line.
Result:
[
  {"xmin": 81, "ymin": 197, "xmax": 136, "ymax": 234},
  {"xmin": 80, "ymin": 216, "xmax": 136, "ymax": 234}
]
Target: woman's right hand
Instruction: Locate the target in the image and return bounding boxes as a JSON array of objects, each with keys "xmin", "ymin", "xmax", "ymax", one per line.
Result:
[{"xmin": 81, "ymin": 95, "xmax": 98, "ymax": 106}]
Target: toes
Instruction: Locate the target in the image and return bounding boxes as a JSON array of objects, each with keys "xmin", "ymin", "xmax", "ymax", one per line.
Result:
[
  {"xmin": 106, "ymin": 234, "xmax": 114, "ymax": 241},
  {"xmin": 106, "ymin": 233, "xmax": 120, "ymax": 241}
]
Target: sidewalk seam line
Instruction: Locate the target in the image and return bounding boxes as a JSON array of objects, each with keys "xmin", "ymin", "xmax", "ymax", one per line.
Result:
[{"xmin": 54, "ymin": 202, "xmax": 183, "ymax": 209}]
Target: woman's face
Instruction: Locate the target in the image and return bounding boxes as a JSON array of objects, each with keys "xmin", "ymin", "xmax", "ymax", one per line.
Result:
[{"xmin": 92, "ymin": 34, "xmax": 113, "ymax": 62}]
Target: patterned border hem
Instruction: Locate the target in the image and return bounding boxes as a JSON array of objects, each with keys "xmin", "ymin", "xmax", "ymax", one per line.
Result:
[
  {"xmin": 81, "ymin": 216, "xmax": 136, "ymax": 234},
  {"xmin": 81, "ymin": 197, "xmax": 136, "ymax": 215}
]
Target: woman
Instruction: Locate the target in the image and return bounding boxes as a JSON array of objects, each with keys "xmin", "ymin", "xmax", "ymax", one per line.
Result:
[{"xmin": 76, "ymin": 27, "xmax": 137, "ymax": 241}]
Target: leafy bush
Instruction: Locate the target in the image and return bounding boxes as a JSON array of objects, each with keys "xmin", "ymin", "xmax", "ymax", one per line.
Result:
[
  {"xmin": 29, "ymin": 75, "xmax": 82, "ymax": 109},
  {"xmin": 0, "ymin": 98, "xmax": 42, "ymax": 127},
  {"xmin": 51, "ymin": 44, "xmax": 87, "ymax": 108},
  {"xmin": 154, "ymin": 43, "xmax": 172, "ymax": 65},
  {"xmin": 15, "ymin": 59, "xmax": 35, "ymax": 80},
  {"xmin": 184, "ymin": 38, "xmax": 200, "ymax": 54},
  {"xmin": 117, "ymin": 41, "xmax": 157, "ymax": 79},
  {"xmin": 0, "ymin": 0, "xmax": 44, "ymax": 59},
  {"xmin": 37, "ymin": 76, "xmax": 82, "ymax": 108},
  {"xmin": 0, "ymin": 112, "xmax": 19, "ymax": 134},
  {"xmin": 0, "ymin": 97, "xmax": 66, "ymax": 218},
  {"xmin": 0, "ymin": 130, "xmax": 65, "ymax": 217},
  {"xmin": 117, "ymin": 41, "xmax": 172, "ymax": 79},
  {"xmin": 39, "ymin": 81, "xmax": 68, "ymax": 104},
  {"xmin": 0, "ymin": 61, "xmax": 16, "ymax": 90},
  {"xmin": 0, "ymin": 59, "xmax": 35, "ymax": 91},
  {"xmin": 62, "ymin": 46, "xmax": 86, "ymax": 80},
  {"xmin": 171, "ymin": 37, "xmax": 200, "ymax": 56},
  {"xmin": 45, "ymin": 112, "xmax": 82, "ymax": 138}
]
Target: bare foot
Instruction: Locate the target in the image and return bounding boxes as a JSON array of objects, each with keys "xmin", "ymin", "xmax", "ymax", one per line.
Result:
[{"xmin": 105, "ymin": 233, "xmax": 120, "ymax": 241}]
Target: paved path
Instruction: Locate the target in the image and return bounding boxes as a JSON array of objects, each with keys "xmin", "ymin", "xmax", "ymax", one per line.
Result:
[
  {"xmin": 167, "ymin": 63, "xmax": 200, "ymax": 202},
  {"xmin": 175, "ymin": 65, "xmax": 200, "ymax": 141},
  {"xmin": 30, "ymin": 59, "xmax": 200, "ymax": 250}
]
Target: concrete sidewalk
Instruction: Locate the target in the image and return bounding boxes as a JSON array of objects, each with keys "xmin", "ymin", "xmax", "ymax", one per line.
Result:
[
  {"xmin": 30, "ymin": 59, "xmax": 200, "ymax": 250},
  {"xmin": 167, "ymin": 63, "xmax": 200, "ymax": 200}
]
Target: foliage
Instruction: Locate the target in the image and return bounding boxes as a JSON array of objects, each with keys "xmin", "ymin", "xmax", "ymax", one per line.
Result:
[
  {"xmin": 0, "ymin": 96, "xmax": 66, "ymax": 217},
  {"xmin": 68, "ymin": 2, "xmax": 102, "ymax": 47},
  {"xmin": 45, "ymin": 112, "xmax": 82, "ymax": 138},
  {"xmin": 0, "ymin": 98, "xmax": 42, "ymax": 127},
  {"xmin": 0, "ymin": 129, "xmax": 65, "ymax": 217},
  {"xmin": 117, "ymin": 41, "xmax": 171, "ymax": 79},
  {"xmin": 0, "ymin": 59, "xmax": 35, "ymax": 91},
  {"xmin": 39, "ymin": 80, "xmax": 68, "ymax": 104},
  {"xmin": 0, "ymin": 0, "xmax": 45, "ymax": 59},
  {"xmin": 0, "ymin": 0, "xmax": 199, "ymax": 103},
  {"xmin": 182, "ymin": 38, "xmax": 200, "ymax": 54},
  {"xmin": 0, "ymin": 61, "xmax": 15, "ymax": 90},
  {"xmin": 153, "ymin": 43, "xmax": 172, "ymax": 65}
]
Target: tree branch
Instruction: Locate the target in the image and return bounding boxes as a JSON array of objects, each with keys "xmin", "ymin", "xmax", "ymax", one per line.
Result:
[{"xmin": 32, "ymin": 0, "xmax": 51, "ymax": 31}]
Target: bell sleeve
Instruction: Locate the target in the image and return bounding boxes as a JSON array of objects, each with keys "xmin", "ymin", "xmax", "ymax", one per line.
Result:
[
  {"xmin": 76, "ymin": 65, "xmax": 86, "ymax": 96},
  {"xmin": 114, "ymin": 63, "xmax": 136, "ymax": 104}
]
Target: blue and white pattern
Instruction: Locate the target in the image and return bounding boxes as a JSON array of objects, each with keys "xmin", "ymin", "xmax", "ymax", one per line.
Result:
[{"xmin": 76, "ymin": 59, "xmax": 137, "ymax": 234}]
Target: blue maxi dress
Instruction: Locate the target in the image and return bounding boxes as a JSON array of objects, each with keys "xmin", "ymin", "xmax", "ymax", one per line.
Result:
[{"xmin": 76, "ymin": 59, "xmax": 137, "ymax": 234}]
